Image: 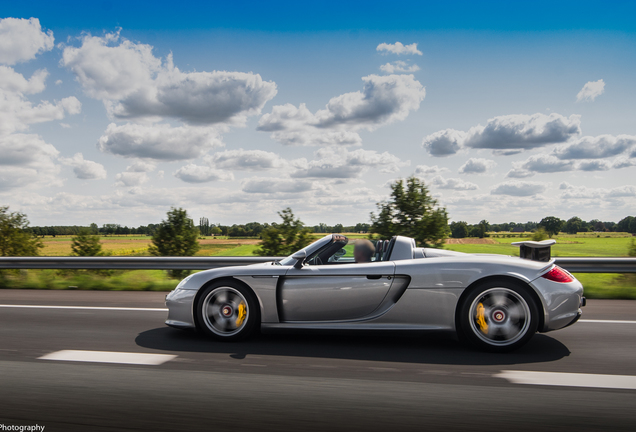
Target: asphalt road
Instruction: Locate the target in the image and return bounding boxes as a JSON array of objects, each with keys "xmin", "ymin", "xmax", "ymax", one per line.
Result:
[{"xmin": 0, "ymin": 289, "xmax": 635, "ymax": 432}]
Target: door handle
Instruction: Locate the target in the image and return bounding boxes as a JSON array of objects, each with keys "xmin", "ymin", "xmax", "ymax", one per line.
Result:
[{"xmin": 366, "ymin": 275, "xmax": 382, "ymax": 279}]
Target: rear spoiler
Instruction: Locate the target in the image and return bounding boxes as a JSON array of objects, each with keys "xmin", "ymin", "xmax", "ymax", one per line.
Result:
[{"xmin": 512, "ymin": 239, "xmax": 556, "ymax": 262}]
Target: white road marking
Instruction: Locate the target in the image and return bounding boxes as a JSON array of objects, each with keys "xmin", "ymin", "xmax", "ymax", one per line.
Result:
[
  {"xmin": 579, "ymin": 319, "xmax": 636, "ymax": 324},
  {"xmin": 496, "ymin": 370, "xmax": 636, "ymax": 390},
  {"xmin": 38, "ymin": 350, "xmax": 177, "ymax": 365},
  {"xmin": 0, "ymin": 304, "xmax": 168, "ymax": 312}
]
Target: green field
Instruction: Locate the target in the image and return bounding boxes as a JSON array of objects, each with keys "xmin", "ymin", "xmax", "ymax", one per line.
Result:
[{"xmin": 446, "ymin": 235, "xmax": 634, "ymax": 257}]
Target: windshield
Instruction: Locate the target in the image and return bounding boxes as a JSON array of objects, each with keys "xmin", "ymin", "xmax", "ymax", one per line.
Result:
[{"xmin": 277, "ymin": 235, "xmax": 335, "ymax": 266}]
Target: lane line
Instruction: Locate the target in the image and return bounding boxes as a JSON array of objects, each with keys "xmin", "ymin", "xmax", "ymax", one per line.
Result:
[
  {"xmin": 38, "ymin": 350, "xmax": 177, "ymax": 365},
  {"xmin": 0, "ymin": 304, "xmax": 168, "ymax": 312},
  {"xmin": 579, "ymin": 319, "xmax": 636, "ymax": 324},
  {"xmin": 496, "ymin": 370, "xmax": 636, "ymax": 390}
]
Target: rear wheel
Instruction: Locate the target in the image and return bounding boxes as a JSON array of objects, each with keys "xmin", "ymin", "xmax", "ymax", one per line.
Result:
[
  {"xmin": 195, "ymin": 281, "xmax": 259, "ymax": 341},
  {"xmin": 458, "ymin": 279, "xmax": 539, "ymax": 352}
]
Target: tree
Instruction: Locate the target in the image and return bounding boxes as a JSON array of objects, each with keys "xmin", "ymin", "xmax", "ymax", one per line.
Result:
[
  {"xmin": 450, "ymin": 221, "xmax": 469, "ymax": 239},
  {"xmin": 539, "ymin": 216, "xmax": 564, "ymax": 238},
  {"xmin": 354, "ymin": 223, "xmax": 370, "ymax": 233},
  {"xmin": 0, "ymin": 206, "xmax": 43, "ymax": 257},
  {"xmin": 256, "ymin": 208, "xmax": 313, "ymax": 256},
  {"xmin": 371, "ymin": 177, "xmax": 449, "ymax": 248},
  {"xmin": 564, "ymin": 216, "xmax": 583, "ymax": 234},
  {"xmin": 71, "ymin": 229, "xmax": 104, "ymax": 257},
  {"xmin": 149, "ymin": 208, "xmax": 200, "ymax": 279},
  {"xmin": 617, "ymin": 216, "xmax": 635, "ymax": 233}
]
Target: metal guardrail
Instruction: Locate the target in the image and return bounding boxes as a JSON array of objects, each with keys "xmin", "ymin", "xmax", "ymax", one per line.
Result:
[
  {"xmin": 553, "ymin": 258, "xmax": 636, "ymax": 273},
  {"xmin": 0, "ymin": 256, "xmax": 635, "ymax": 272},
  {"xmin": 0, "ymin": 256, "xmax": 277, "ymax": 270}
]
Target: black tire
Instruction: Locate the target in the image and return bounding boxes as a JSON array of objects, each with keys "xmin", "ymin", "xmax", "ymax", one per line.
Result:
[
  {"xmin": 457, "ymin": 279, "xmax": 539, "ymax": 353},
  {"xmin": 195, "ymin": 280, "xmax": 260, "ymax": 341}
]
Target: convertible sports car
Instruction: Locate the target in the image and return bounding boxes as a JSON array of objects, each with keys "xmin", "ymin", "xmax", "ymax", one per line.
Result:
[{"xmin": 165, "ymin": 234, "xmax": 585, "ymax": 352}]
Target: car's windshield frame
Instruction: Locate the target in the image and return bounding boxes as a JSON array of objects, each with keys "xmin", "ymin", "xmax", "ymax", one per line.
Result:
[{"xmin": 277, "ymin": 234, "xmax": 344, "ymax": 266}]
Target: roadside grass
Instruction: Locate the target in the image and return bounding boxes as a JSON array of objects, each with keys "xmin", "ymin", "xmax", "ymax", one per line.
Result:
[
  {"xmin": 0, "ymin": 269, "xmax": 179, "ymax": 291},
  {"xmin": 574, "ymin": 273, "xmax": 636, "ymax": 300}
]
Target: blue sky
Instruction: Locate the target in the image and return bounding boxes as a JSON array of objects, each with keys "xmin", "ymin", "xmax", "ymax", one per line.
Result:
[{"xmin": 1, "ymin": 1, "xmax": 635, "ymax": 226}]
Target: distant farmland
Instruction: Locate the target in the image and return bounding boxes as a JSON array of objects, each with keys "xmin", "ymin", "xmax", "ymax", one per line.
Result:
[{"xmin": 38, "ymin": 232, "xmax": 634, "ymax": 258}]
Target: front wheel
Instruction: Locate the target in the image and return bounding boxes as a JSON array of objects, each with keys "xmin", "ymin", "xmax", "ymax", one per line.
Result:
[
  {"xmin": 195, "ymin": 281, "xmax": 259, "ymax": 341},
  {"xmin": 458, "ymin": 280, "xmax": 539, "ymax": 352}
]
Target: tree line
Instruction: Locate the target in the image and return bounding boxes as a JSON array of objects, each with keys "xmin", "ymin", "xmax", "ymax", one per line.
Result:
[
  {"xmin": 450, "ymin": 216, "xmax": 636, "ymax": 239},
  {"xmin": 29, "ymin": 215, "xmax": 635, "ymax": 241}
]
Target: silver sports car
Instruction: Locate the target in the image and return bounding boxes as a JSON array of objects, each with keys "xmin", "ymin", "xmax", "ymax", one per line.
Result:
[{"xmin": 165, "ymin": 234, "xmax": 584, "ymax": 352}]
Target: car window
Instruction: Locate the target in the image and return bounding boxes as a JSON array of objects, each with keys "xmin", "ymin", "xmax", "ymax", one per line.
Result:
[{"xmin": 318, "ymin": 239, "xmax": 378, "ymax": 264}]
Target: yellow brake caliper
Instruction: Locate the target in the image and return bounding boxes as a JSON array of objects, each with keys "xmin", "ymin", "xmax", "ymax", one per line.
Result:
[
  {"xmin": 476, "ymin": 302, "xmax": 488, "ymax": 334},
  {"xmin": 236, "ymin": 302, "xmax": 247, "ymax": 326}
]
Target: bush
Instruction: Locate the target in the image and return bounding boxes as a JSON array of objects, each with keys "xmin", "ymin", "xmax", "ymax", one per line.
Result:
[
  {"xmin": 256, "ymin": 208, "xmax": 312, "ymax": 256},
  {"xmin": 531, "ymin": 228, "xmax": 548, "ymax": 241},
  {"xmin": 149, "ymin": 208, "xmax": 200, "ymax": 279}
]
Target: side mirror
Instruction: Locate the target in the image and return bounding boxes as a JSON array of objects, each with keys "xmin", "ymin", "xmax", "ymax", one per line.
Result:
[{"xmin": 291, "ymin": 250, "xmax": 307, "ymax": 269}]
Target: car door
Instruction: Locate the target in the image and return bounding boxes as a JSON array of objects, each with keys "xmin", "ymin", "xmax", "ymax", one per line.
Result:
[{"xmin": 279, "ymin": 261, "xmax": 396, "ymax": 322}]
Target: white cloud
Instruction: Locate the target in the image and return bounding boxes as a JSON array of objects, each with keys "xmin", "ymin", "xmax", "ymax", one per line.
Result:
[
  {"xmin": 554, "ymin": 134, "xmax": 636, "ymax": 159},
  {"xmin": 422, "ymin": 129, "xmax": 466, "ymax": 157},
  {"xmin": 97, "ymin": 123, "xmax": 224, "ymax": 160},
  {"xmin": 115, "ymin": 171, "xmax": 150, "ymax": 187},
  {"xmin": 464, "ymin": 113, "xmax": 581, "ymax": 150},
  {"xmin": 258, "ymin": 74, "xmax": 425, "ymax": 146},
  {"xmin": 0, "ymin": 18, "xmax": 54, "ymax": 65},
  {"xmin": 578, "ymin": 160, "xmax": 611, "ymax": 171},
  {"xmin": 559, "ymin": 183, "xmax": 636, "ymax": 200},
  {"xmin": 506, "ymin": 169, "xmax": 535, "ymax": 178},
  {"xmin": 241, "ymin": 177, "xmax": 314, "ymax": 194},
  {"xmin": 173, "ymin": 164, "xmax": 234, "ymax": 183},
  {"xmin": 458, "ymin": 158, "xmax": 496, "ymax": 174},
  {"xmin": 376, "ymin": 42, "xmax": 422, "ymax": 56},
  {"xmin": 59, "ymin": 153, "xmax": 107, "ymax": 180},
  {"xmin": 291, "ymin": 146, "xmax": 407, "ymax": 179},
  {"xmin": 0, "ymin": 84, "xmax": 81, "ymax": 136},
  {"xmin": 414, "ymin": 165, "xmax": 450, "ymax": 177},
  {"xmin": 113, "ymin": 161, "xmax": 159, "ymax": 186},
  {"xmin": 62, "ymin": 32, "xmax": 277, "ymax": 125},
  {"xmin": 60, "ymin": 123, "xmax": 71, "ymax": 128},
  {"xmin": 424, "ymin": 113, "xmax": 581, "ymax": 156},
  {"xmin": 0, "ymin": 133, "xmax": 61, "ymax": 191},
  {"xmin": 380, "ymin": 61, "xmax": 420, "ymax": 74},
  {"xmin": 505, "ymin": 154, "xmax": 574, "ymax": 178},
  {"xmin": 491, "ymin": 181, "xmax": 547, "ymax": 197},
  {"xmin": 125, "ymin": 160, "xmax": 156, "ymax": 172},
  {"xmin": 431, "ymin": 175, "xmax": 478, "ymax": 191},
  {"xmin": 613, "ymin": 157, "xmax": 636, "ymax": 169},
  {"xmin": 204, "ymin": 149, "xmax": 287, "ymax": 171},
  {"xmin": 0, "ymin": 66, "xmax": 48, "ymax": 94},
  {"xmin": 520, "ymin": 154, "xmax": 575, "ymax": 173},
  {"xmin": 576, "ymin": 79, "xmax": 605, "ymax": 102}
]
